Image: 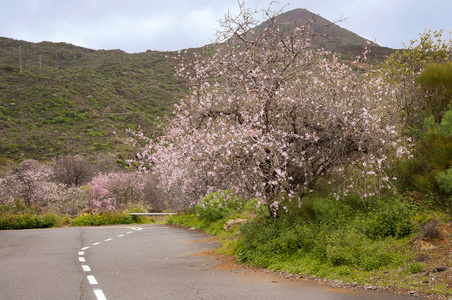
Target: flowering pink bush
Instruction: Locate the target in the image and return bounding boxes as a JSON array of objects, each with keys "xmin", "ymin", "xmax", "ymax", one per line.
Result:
[
  {"xmin": 12, "ymin": 159, "xmax": 61, "ymax": 207},
  {"xmin": 130, "ymin": 4, "xmax": 408, "ymax": 216},
  {"xmin": 88, "ymin": 172, "xmax": 145, "ymax": 212},
  {"xmin": 0, "ymin": 160, "xmax": 90, "ymax": 214}
]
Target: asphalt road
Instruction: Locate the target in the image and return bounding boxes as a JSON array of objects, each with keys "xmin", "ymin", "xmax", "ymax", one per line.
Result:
[{"xmin": 0, "ymin": 224, "xmax": 423, "ymax": 300}]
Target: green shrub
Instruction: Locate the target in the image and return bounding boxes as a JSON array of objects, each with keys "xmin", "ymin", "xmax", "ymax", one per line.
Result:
[
  {"xmin": 167, "ymin": 213, "xmax": 198, "ymax": 227},
  {"xmin": 126, "ymin": 204, "xmax": 150, "ymax": 223},
  {"xmin": 321, "ymin": 227, "xmax": 396, "ymax": 270},
  {"xmin": 236, "ymin": 196, "xmax": 414, "ymax": 272},
  {"xmin": 395, "ymin": 119, "xmax": 452, "ymax": 213},
  {"xmin": 41, "ymin": 214, "xmax": 57, "ymax": 227},
  {"xmin": 239, "ymin": 218, "xmax": 318, "ymax": 267},
  {"xmin": 362, "ymin": 198, "xmax": 416, "ymax": 239},
  {"xmin": 396, "ymin": 133, "xmax": 452, "ymax": 187},
  {"xmin": 70, "ymin": 212, "xmax": 139, "ymax": 226},
  {"xmin": 70, "ymin": 214, "xmax": 107, "ymax": 226},
  {"xmin": 0, "ymin": 213, "xmax": 57, "ymax": 230},
  {"xmin": 417, "ymin": 62, "xmax": 452, "ymax": 118},
  {"xmin": 435, "ymin": 109, "xmax": 452, "ymax": 136},
  {"xmin": 324, "ymin": 228, "xmax": 362, "ymax": 266},
  {"xmin": 413, "ymin": 210, "xmax": 451, "ymax": 228},
  {"xmin": 407, "ymin": 262, "xmax": 425, "ymax": 274},
  {"xmin": 196, "ymin": 190, "xmax": 243, "ymax": 222},
  {"xmin": 312, "ymin": 197, "xmax": 343, "ymax": 224},
  {"xmin": 435, "ymin": 168, "xmax": 452, "ymax": 193}
]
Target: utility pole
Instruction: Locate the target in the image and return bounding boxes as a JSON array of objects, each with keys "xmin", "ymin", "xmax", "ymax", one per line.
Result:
[{"xmin": 19, "ymin": 45, "xmax": 23, "ymax": 72}]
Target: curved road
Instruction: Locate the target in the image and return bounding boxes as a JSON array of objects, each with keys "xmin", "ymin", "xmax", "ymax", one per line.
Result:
[{"xmin": 0, "ymin": 224, "xmax": 422, "ymax": 299}]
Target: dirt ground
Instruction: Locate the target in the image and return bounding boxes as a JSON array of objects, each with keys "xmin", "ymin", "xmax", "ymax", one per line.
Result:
[{"xmin": 407, "ymin": 222, "xmax": 451, "ymax": 298}]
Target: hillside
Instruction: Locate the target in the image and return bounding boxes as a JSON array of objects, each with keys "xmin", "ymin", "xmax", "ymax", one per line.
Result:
[
  {"xmin": 0, "ymin": 37, "xmax": 186, "ymax": 162},
  {"xmin": 0, "ymin": 9, "xmax": 396, "ymax": 163}
]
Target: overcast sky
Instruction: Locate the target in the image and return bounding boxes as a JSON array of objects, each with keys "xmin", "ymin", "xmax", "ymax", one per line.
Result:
[{"xmin": 1, "ymin": 0, "xmax": 451, "ymax": 53}]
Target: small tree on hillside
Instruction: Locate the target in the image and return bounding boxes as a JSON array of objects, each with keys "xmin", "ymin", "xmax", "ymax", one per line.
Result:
[
  {"xmin": 382, "ymin": 29, "xmax": 452, "ymax": 130},
  {"xmin": 52, "ymin": 154, "xmax": 93, "ymax": 187},
  {"xmin": 88, "ymin": 172, "xmax": 145, "ymax": 212},
  {"xmin": 417, "ymin": 62, "xmax": 452, "ymax": 122},
  {"xmin": 13, "ymin": 159, "xmax": 60, "ymax": 207},
  {"xmin": 131, "ymin": 3, "xmax": 407, "ymax": 216}
]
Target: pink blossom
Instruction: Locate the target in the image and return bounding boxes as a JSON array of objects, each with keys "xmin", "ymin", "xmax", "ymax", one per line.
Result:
[{"xmin": 129, "ymin": 3, "xmax": 408, "ymax": 215}]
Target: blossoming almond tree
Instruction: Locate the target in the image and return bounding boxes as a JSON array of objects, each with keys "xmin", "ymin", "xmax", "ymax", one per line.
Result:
[
  {"xmin": 131, "ymin": 3, "xmax": 407, "ymax": 216},
  {"xmin": 13, "ymin": 159, "xmax": 61, "ymax": 207},
  {"xmin": 88, "ymin": 172, "xmax": 145, "ymax": 212}
]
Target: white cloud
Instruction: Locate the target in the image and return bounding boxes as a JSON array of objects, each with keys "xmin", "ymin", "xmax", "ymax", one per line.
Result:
[{"xmin": 1, "ymin": 0, "xmax": 451, "ymax": 52}]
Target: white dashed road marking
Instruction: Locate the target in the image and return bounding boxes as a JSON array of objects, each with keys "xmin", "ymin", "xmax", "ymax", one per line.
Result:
[
  {"xmin": 87, "ymin": 275, "xmax": 98, "ymax": 285},
  {"xmin": 79, "ymin": 226, "xmax": 143, "ymax": 300},
  {"xmin": 94, "ymin": 289, "xmax": 107, "ymax": 300},
  {"xmin": 82, "ymin": 265, "xmax": 91, "ymax": 272}
]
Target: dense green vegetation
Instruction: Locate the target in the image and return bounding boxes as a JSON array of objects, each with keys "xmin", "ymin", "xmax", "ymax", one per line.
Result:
[
  {"xmin": 0, "ymin": 202, "xmax": 153, "ymax": 230},
  {"xmin": 0, "ymin": 213, "xmax": 58, "ymax": 230},
  {"xmin": 168, "ymin": 191, "xmax": 451, "ymax": 297},
  {"xmin": 70, "ymin": 211, "xmax": 151, "ymax": 226},
  {"xmin": 0, "ymin": 37, "xmax": 187, "ymax": 161}
]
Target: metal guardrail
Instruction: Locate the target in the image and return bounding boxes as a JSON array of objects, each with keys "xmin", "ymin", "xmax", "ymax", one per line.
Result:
[{"xmin": 129, "ymin": 213, "xmax": 176, "ymax": 216}]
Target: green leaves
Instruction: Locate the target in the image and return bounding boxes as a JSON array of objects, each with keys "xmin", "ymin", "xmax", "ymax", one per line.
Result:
[
  {"xmin": 418, "ymin": 62, "xmax": 452, "ymax": 94},
  {"xmin": 196, "ymin": 191, "xmax": 244, "ymax": 222},
  {"xmin": 435, "ymin": 168, "xmax": 452, "ymax": 194},
  {"xmin": 417, "ymin": 62, "xmax": 452, "ymax": 120}
]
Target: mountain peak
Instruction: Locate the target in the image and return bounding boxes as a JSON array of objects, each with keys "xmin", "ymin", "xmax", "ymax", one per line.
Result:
[{"xmin": 269, "ymin": 8, "xmax": 374, "ymax": 48}]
